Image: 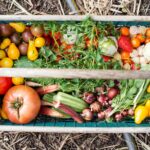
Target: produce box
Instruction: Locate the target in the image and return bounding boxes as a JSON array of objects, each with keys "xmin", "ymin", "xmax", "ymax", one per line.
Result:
[{"xmin": 0, "ymin": 15, "xmax": 150, "ymax": 133}]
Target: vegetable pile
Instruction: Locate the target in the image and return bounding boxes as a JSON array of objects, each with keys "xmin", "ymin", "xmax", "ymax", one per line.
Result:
[{"xmin": 0, "ymin": 18, "xmax": 150, "ymax": 125}]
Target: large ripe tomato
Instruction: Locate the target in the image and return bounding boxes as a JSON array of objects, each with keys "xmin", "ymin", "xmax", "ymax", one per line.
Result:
[
  {"xmin": 3, "ymin": 85, "xmax": 41, "ymax": 124},
  {"xmin": 0, "ymin": 77, "xmax": 12, "ymax": 95}
]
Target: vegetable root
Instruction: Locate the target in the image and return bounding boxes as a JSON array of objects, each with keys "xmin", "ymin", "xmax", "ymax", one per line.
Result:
[{"xmin": 36, "ymin": 84, "xmax": 59, "ymax": 95}]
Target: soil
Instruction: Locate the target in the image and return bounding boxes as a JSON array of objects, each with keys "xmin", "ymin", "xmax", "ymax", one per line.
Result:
[{"xmin": 0, "ymin": 0, "xmax": 150, "ymax": 150}]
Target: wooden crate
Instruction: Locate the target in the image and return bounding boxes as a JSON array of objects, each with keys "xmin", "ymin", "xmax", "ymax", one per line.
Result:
[{"xmin": 0, "ymin": 15, "xmax": 150, "ymax": 133}]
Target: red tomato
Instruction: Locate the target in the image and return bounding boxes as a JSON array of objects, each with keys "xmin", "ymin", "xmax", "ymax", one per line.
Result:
[
  {"xmin": 130, "ymin": 63, "xmax": 140, "ymax": 70},
  {"xmin": 3, "ymin": 85, "xmax": 41, "ymax": 124},
  {"xmin": 43, "ymin": 33, "xmax": 51, "ymax": 46},
  {"xmin": 102, "ymin": 55, "xmax": 111, "ymax": 62},
  {"xmin": 0, "ymin": 77, "xmax": 12, "ymax": 95}
]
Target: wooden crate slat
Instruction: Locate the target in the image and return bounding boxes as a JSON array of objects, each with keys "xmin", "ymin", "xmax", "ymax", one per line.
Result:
[{"xmin": 0, "ymin": 68, "xmax": 150, "ymax": 79}]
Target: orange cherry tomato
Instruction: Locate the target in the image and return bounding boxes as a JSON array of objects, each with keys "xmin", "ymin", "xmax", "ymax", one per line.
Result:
[
  {"xmin": 131, "ymin": 37, "xmax": 141, "ymax": 48},
  {"xmin": 120, "ymin": 27, "xmax": 130, "ymax": 36},
  {"xmin": 121, "ymin": 51, "xmax": 130, "ymax": 60},
  {"xmin": 136, "ymin": 34, "xmax": 145, "ymax": 43},
  {"xmin": 145, "ymin": 38, "xmax": 150, "ymax": 44},
  {"xmin": 146, "ymin": 28, "xmax": 150, "ymax": 38},
  {"xmin": 123, "ymin": 59, "xmax": 132, "ymax": 64}
]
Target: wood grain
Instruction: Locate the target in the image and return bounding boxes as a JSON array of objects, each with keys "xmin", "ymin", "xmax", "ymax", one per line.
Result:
[
  {"xmin": 0, "ymin": 68, "xmax": 150, "ymax": 79},
  {"xmin": 1, "ymin": 15, "xmax": 150, "ymax": 21}
]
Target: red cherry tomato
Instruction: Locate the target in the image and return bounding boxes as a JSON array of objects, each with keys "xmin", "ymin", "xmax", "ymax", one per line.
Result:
[
  {"xmin": 102, "ymin": 55, "xmax": 111, "ymax": 62},
  {"xmin": 0, "ymin": 77, "xmax": 12, "ymax": 95}
]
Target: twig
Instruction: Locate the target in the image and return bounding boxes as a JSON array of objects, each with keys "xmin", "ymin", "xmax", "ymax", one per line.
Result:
[
  {"xmin": 58, "ymin": 134, "xmax": 70, "ymax": 150},
  {"xmin": 58, "ymin": 0, "xmax": 65, "ymax": 15},
  {"xmin": 136, "ymin": 0, "xmax": 141, "ymax": 15}
]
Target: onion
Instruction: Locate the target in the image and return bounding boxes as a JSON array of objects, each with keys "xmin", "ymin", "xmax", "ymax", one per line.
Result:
[
  {"xmin": 128, "ymin": 108, "xmax": 134, "ymax": 116},
  {"xmin": 107, "ymin": 87, "xmax": 119, "ymax": 99},
  {"xmin": 97, "ymin": 94, "xmax": 108, "ymax": 105},
  {"xmin": 83, "ymin": 92, "xmax": 96, "ymax": 104},
  {"xmin": 115, "ymin": 113, "xmax": 123, "ymax": 122},
  {"xmin": 98, "ymin": 111, "xmax": 105, "ymax": 120},
  {"xmin": 95, "ymin": 86, "xmax": 105, "ymax": 94},
  {"xmin": 90, "ymin": 101, "xmax": 101, "ymax": 112},
  {"xmin": 104, "ymin": 107, "xmax": 112, "ymax": 118},
  {"xmin": 81, "ymin": 108, "xmax": 93, "ymax": 121},
  {"xmin": 121, "ymin": 110, "xmax": 128, "ymax": 117}
]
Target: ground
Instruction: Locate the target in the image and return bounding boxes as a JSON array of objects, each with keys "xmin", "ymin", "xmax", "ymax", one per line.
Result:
[{"xmin": 0, "ymin": 0, "xmax": 150, "ymax": 150}]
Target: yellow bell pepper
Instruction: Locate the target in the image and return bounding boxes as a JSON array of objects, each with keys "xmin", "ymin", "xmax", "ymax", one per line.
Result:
[
  {"xmin": 9, "ymin": 22, "xmax": 26, "ymax": 33},
  {"xmin": 134, "ymin": 105, "xmax": 149, "ymax": 124}
]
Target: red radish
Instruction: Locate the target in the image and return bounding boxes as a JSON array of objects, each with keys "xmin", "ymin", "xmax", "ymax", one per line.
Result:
[
  {"xmin": 90, "ymin": 101, "xmax": 101, "ymax": 112},
  {"xmin": 107, "ymin": 87, "xmax": 119, "ymax": 99},
  {"xmin": 83, "ymin": 92, "xmax": 96, "ymax": 104},
  {"xmin": 81, "ymin": 108, "xmax": 93, "ymax": 121},
  {"xmin": 98, "ymin": 112, "xmax": 105, "ymax": 120},
  {"xmin": 115, "ymin": 113, "xmax": 123, "ymax": 121},
  {"xmin": 118, "ymin": 36, "xmax": 133, "ymax": 52}
]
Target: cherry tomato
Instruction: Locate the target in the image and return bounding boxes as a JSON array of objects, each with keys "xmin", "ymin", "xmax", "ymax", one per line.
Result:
[
  {"xmin": 123, "ymin": 59, "xmax": 132, "ymax": 64},
  {"xmin": 34, "ymin": 37, "xmax": 45, "ymax": 48},
  {"xmin": 136, "ymin": 34, "xmax": 145, "ymax": 43},
  {"xmin": 51, "ymin": 32, "xmax": 61, "ymax": 40},
  {"xmin": 131, "ymin": 37, "xmax": 140, "ymax": 48},
  {"xmin": 130, "ymin": 63, "xmax": 140, "ymax": 70},
  {"xmin": 120, "ymin": 27, "xmax": 130, "ymax": 36},
  {"xmin": 0, "ymin": 77, "xmax": 12, "ymax": 95},
  {"xmin": 0, "ymin": 57, "xmax": 13, "ymax": 68},
  {"xmin": 12, "ymin": 77, "xmax": 24, "ymax": 85},
  {"xmin": 145, "ymin": 38, "xmax": 150, "ymax": 44},
  {"xmin": 121, "ymin": 51, "xmax": 130, "ymax": 60},
  {"xmin": 43, "ymin": 33, "xmax": 51, "ymax": 46},
  {"xmin": 102, "ymin": 55, "xmax": 111, "ymax": 62},
  {"xmin": 146, "ymin": 28, "xmax": 150, "ymax": 38},
  {"xmin": 3, "ymin": 85, "xmax": 41, "ymax": 124}
]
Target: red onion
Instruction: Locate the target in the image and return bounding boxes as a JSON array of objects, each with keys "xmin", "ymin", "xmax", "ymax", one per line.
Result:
[
  {"xmin": 81, "ymin": 108, "xmax": 93, "ymax": 121},
  {"xmin": 95, "ymin": 86, "xmax": 105, "ymax": 94},
  {"xmin": 97, "ymin": 94, "xmax": 108, "ymax": 104},
  {"xmin": 83, "ymin": 92, "xmax": 96, "ymax": 104},
  {"xmin": 90, "ymin": 101, "xmax": 101, "ymax": 112},
  {"xmin": 104, "ymin": 107, "xmax": 113, "ymax": 118},
  {"xmin": 98, "ymin": 111, "xmax": 105, "ymax": 120},
  {"xmin": 107, "ymin": 87, "xmax": 119, "ymax": 99},
  {"xmin": 128, "ymin": 108, "xmax": 134, "ymax": 116},
  {"xmin": 121, "ymin": 110, "xmax": 128, "ymax": 117},
  {"xmin": 115, "ymin": 113, "xmax": 123, "ymax": 122}
]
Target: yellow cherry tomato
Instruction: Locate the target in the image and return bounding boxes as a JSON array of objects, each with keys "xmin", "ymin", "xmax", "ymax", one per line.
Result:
[
  {"xmin": 147, "ymin": 85, "xmax": 150, "ymax": 93},
  {"xmin": 0, "ymin": 38, "xmax": 11, "ymax": 49},
  {"xmin": 0, "ymin": 50, "xmax": 6, "ymax": 59},
  {"xmin": 12, "ymin": 77, "xmax": 24, "ymax": 85},
  {"xmin": 0, "ymin": 57, "xmax": 13, "ymax": 68},
  {"xmin": 9, "ymin": 22, "xmax": 26, "ymax": 33},
  {"xmin": 34, "ymin": 37, "xmax": 45, "ymax": 48},
  {"xmin": 1, "ymin": 108, "xmax": 8, "ymax": 119},
  {"xmin": 7, "ymin": 43, "xmax": 20, "ymax": 60},
  {"xmin": 134, "ymin": 105, "xmax": 149, "ymax": 124}
]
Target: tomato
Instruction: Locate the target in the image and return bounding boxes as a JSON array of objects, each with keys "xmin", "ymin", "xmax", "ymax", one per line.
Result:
[
  {"xmin": 3, "ymin": 85, "xmax": 41, "ymax": 124},
  {"xmin": 0, "ymin": 50, "xmax": 6, "ymax": 59},
  {"xmin": 146, "ymin": 28, "xmax": 150, "ymax": 38},
  {"xmin": 102, "ymin": 55, "xmax": 111, "ymax": 62},
  {"xmin": 0, "ymin": 57, "xmax": 13, "ymax": 68},
  {"xmin": 123, "ymin": 59, "xmax": 132, "ymax": 64},
  {"xmin": 34, "ymin": 37, "xmax": 45, "ymax": 48},
  {"xmin": 54, "ymin": 32, "xmax": 61, "ymax": 40},
  {"xmin": 145, "ymin": 38, "xmax": 150, "ymax": 44},
  {"xmin": 0, "ymin": 77, "xmax": 12, "ymax": 95},
  {"xmin": 131, "ymin": 37, "xmax": 140, "ymax": 48},
  {"xmin": 136, "ymin": 34, "xmax": 145, "ymax": 43},
  {"xmin": 12, "ymin": 77, "xmax": 24, "ymax": 85},
  {"xmin": 43, "ymin": 33, "xmax": 51, "ymax": 46},
  {"xmin": 130, "ymin": 63, "xmax": 140, "ymax": 70},
  {"xmin": 120, "ymin": 27, "xmax": 129, "ymax": 36},
  {"xmin": 121, "ymin": 51, "xmax": 130, "ymax": 60}
]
